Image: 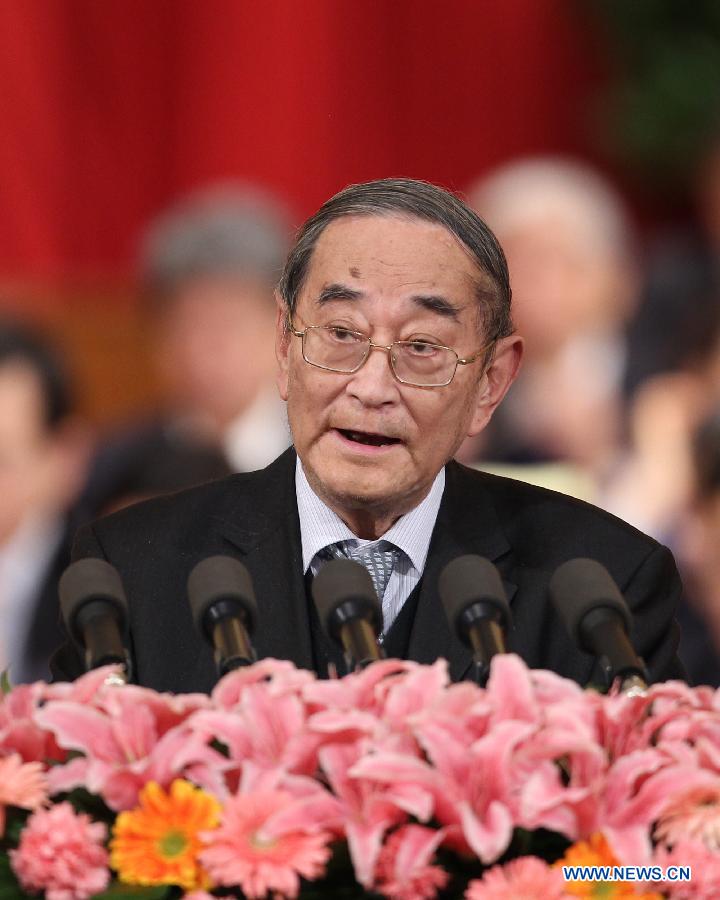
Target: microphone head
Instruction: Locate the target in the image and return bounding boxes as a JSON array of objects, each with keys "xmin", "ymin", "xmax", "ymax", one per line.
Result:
[
  {"xmin": 59, "ymin": 558, "xmax": 129, "ymax": 647},
  {"xmin": 187, "ymin": 556, "xmax": 258, "ymax": 640},
  {"xmin": 548, "ymin": 558, "xmax": 632, "ymax": 649},
  {"xmin": 312, "ymin": 558, "xmax": 382, "ymax": 642},
  {"xmin": 438, "ymin": 555, "xmax": 511, "ymax": 642}
]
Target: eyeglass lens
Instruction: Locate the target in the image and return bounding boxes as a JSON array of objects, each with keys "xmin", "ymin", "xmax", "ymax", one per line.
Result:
[{"xmin": 303, "ymin": 326, "xmax": 457, "ymax": 386}]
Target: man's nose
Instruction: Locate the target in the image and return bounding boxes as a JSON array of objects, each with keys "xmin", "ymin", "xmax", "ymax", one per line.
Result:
[{"xmin": 346, "ymin": 344, "xmax": 399, "ymax": 406}]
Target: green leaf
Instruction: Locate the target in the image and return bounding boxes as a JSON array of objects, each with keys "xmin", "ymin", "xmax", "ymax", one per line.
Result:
[
  {"xmin": 0, "ymin": 883, "xmax": 28, "ymax": 900},
  {"xmin": 294, "ymin": 842, "xmax": 382, "ymax": 898},
  {"xmin": 434, "ymin": 845, "xmax": 483, "ymax": 897},
  {"xmin": 55, "ymin": 787, "xmax": 115, "ymax": 823},
  {"xmin": 0, "ymin": 853, "xmax": 28, "ymax": 900},
  {"xmin": 0, "ymin": 670, "xmax": 12, "ymax": 697},
  {"xmin": 588, "ymin": 0, "xmax": 720, "ymax": 189},
  {"xmin": 299, "ymin": 888, "xmax": 378, "ymax": 899},
  {"xmin": 1, "ymin": 810, "xmax": 30, "ymax": 847},
  {"xmin": 504, "ymin": 827, "xmax": 571, "ymax": 864}
]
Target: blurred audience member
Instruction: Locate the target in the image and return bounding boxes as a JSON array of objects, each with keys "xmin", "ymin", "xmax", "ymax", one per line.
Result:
[
  {"xmin": 81, "ymin": 422, "xmax": 231, "ymax": 516},
  {"xmin": 675, "ymin": 409, "xmax": 720, "ymax": 686},
  {"xmin": 605, "ymin": 129, "xmax": 720, "ymax": 540},
  {"xmin": 81, "ymin": 184, "xmax": 292, "ymax": 512},
  {"xmin": 625, "ymin": 130, "xmax": 720, "ymax": 397},
  {"xmin": 0, "ymin": 320, "xmax": 91, "ymax": 683},
  {"xmin": 603, "ymin": 335, "xmax": 720, "ymax": 541},
  {"xmin": 139, "ymin": 182, "xmax": 291, "ymax": 470},
  {"xmin": 461, "ymin": 157, "xmax": 638, "ymax": 492}
]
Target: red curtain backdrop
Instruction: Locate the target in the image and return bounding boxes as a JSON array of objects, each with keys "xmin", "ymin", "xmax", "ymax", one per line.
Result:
[{"xmin": 0, "ymin": 0, "xmax": 602, "ymax": 283}]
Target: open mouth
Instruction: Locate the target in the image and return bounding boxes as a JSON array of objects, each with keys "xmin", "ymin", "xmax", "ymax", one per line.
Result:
[{"xmin": 336, "ymin": 428, "xmax": 401, "ymax": 447}]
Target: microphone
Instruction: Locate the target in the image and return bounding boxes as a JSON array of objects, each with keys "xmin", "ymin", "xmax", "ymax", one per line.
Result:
[
  {"xmin": 187, "ymin": 555, "xmax": 258, "ymax": 676},
  {"xmin": 312, "ymin": 558, "xmax": 385, "ymax": 671},
  {"xmin": 439, "ymin": 555, "xmax": 511, "ymax": 686},
  {"xmin": 548, "ymin": 558, "xmax": 648, "ymax": 693},
  {"xmin": 58, "ymin": 558, "xmax": 131, "ymax": 684}
]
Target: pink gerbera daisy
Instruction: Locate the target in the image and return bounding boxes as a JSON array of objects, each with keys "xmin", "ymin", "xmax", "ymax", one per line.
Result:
[
  {"xmin": 466, "ymin": 856, "xmax": 567, "ymax": 900},
  {"xmin": 655, "ymin": 786, "xmax": 720, "ymax": 852},
  {"xmin": 10, "ymin": 802, "xmax": 109, "ymax": 900},
  {"xmin": 0, "ymin": 752, "xmax": 47, "ymax": 836},
  {"xmin": 199, "ymin": 790, "xmax": 331, "ymax": 899},
  {"xmin": 654, "ymin": 840, "xmax": 720, "ymax": 899}
]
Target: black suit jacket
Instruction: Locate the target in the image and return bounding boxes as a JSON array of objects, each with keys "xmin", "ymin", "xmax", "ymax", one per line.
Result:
[{"xmin": 51, "ymin": 447, "xmax": 683, "ymax": 692}]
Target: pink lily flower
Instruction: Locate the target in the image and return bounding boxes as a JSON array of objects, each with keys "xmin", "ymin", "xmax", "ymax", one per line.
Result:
[
  {"xmin": 319, "ymin": 741, "xmax": 411, "ymax": 888},
  {"xmin": 428, "ymin": 718, "xmax": 536, "ymax": 862},
  {"xmin": 303, "ymin": 659, "xmax": 415, "ymax": 716},
  {"xmin": 190, "ymin": 680, "xmax": 322, "ymax": 778},
  {"xmin": 308, "ymin": 660, "xmax": 450, "ymax": 758},
  {"xmin": 0, "ymin": 681, "xmax": 69, "ymax": 765},
  {"xmin": 598, "ymin": 747, "xmax": 720, "ymax": 863},
  {"xmin": 36, "ymin": 689, "xmax": 225, "ymax": 810},
  {"xmin": 374, "ymin": 824, "xmax": 449, "ymax": 899},
  {"xmin": 211, "ymin": 657, "xmax": 317, "ymax": 710}
]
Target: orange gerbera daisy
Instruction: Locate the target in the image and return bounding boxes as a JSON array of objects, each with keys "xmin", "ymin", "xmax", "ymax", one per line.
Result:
[
  {"xmin": 110, "ymin": 779, "xmax": 220, "ymax": 891},
  {"xmin": 556, "ymin": 833, "xmax": 663, "ymax": 899}
]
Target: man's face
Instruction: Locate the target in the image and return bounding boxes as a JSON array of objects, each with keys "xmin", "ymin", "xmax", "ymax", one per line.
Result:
[
  {"xmin": 276, "ymin": 214, "xmax": 519, "ymax": 524},
  {"xmin": 155, "ymin": 275, "xmax": 277, "ymax": 431},
  {"xmin": 0, "ymin": 361, "xmax": 90, "ymax": 544},
  {"xmin": 0, "ymin": 362, "xmax": 58, "ymax": 542}
]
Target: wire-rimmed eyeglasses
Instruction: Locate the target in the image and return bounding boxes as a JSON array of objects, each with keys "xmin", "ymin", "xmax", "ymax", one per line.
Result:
[{"xmin": 287, "ymin": 319, "xmax": 494, "ymax": 388}]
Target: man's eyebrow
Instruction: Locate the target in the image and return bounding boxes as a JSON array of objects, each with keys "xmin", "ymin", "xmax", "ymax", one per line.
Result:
[
  {"xmin": 315, "ymin": 283, "xmax": 364, "ymax": 304},
  {"xmin": 410, "ymin": 294, "xmax": 463, "ymax": 321},
  {"xmin": 314, "ymin": 284, "xmax": 464, "ymax": 321}
]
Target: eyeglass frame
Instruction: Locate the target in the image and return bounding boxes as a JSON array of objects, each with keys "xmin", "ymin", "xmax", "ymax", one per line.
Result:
[{"xmin": 286, "ymin": 316, "xmax": 496, "ymax": 388}]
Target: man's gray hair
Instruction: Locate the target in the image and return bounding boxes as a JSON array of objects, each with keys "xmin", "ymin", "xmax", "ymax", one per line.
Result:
[
  {"xmin": 277, "ymin": 178, "xmax": 513, "ymax": 341},
  {"xmin": 140, "ymin": 182, "xmax": 292, "ymax": 302}
]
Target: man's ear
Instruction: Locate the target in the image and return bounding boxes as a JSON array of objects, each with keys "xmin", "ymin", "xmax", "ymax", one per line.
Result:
[
  {"xmin": 275, "ymin": 292, "xmax": 291, "ymax": 401},
  {"xmin": 467, "ymin": 335, "xmax": 524, "ymax": 437}
]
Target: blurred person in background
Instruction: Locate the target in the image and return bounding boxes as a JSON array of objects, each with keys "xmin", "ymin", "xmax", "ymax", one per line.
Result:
[
  {"xmin": 603, "ymin": 322, "xmax": 720, "ymax": 543},
  {"xmin": 624, "ymin": 128, "xmax": 720, "ymax": 399},
  {"xmin": 675, "ymin": 409, "xmax": 720, "ymax": 687},
  {"xmin": 0, "ymin": 320, "xmax": 92, "ymax": 683},
  {"xmin": 460, "ymin": 157, "xmax": 638, "ymax": 501},
  {"xmin": 604, "ymin": 129, "xmax": 720, "ymax": 543},
  {"xmin": 81, "ymin": 183, "xmax": 292, "ymax": 512}
]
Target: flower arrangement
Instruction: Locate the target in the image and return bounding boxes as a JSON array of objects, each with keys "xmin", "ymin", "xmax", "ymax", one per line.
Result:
[{"xmin": 0, "ymin": 654, "xmax": 718, "ymax": 899}]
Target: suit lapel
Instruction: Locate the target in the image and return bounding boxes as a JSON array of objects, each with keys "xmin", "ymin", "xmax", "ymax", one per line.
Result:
[
  {"xmin": 408, "ymin": 461, "xmax": 517, "ymax": 681},
  {"xmin": 208, "ymin": 449, "xmax": 314, "ymax": 672}
]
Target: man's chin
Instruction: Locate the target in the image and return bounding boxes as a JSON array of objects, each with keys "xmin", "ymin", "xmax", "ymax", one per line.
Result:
[
  {"xmin": 324, "ymin": 476, "xmax": 397, "ymax": 509},
  {"xmin": 302, "ymin": 439, "xmax": 420, "ymax": 509},
  {"xmin": 308, "ymin": 464, "xmax": 409, "ymax": 513}
]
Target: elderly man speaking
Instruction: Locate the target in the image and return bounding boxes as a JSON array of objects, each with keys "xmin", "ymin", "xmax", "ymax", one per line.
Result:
[{"xmin": 52, "ymin": 178, "xmax": 682, "ymax": 691}]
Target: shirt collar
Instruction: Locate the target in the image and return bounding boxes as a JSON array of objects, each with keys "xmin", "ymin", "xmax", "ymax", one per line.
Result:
[{"xmin": 295, "ymin": 456, "xmax": 445, "ymax": 573}]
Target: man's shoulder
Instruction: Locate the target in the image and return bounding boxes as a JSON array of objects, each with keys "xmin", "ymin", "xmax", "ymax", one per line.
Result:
[{"xmin": 447, "ymin": 461, "xmax": 659, "ymax": 566}]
